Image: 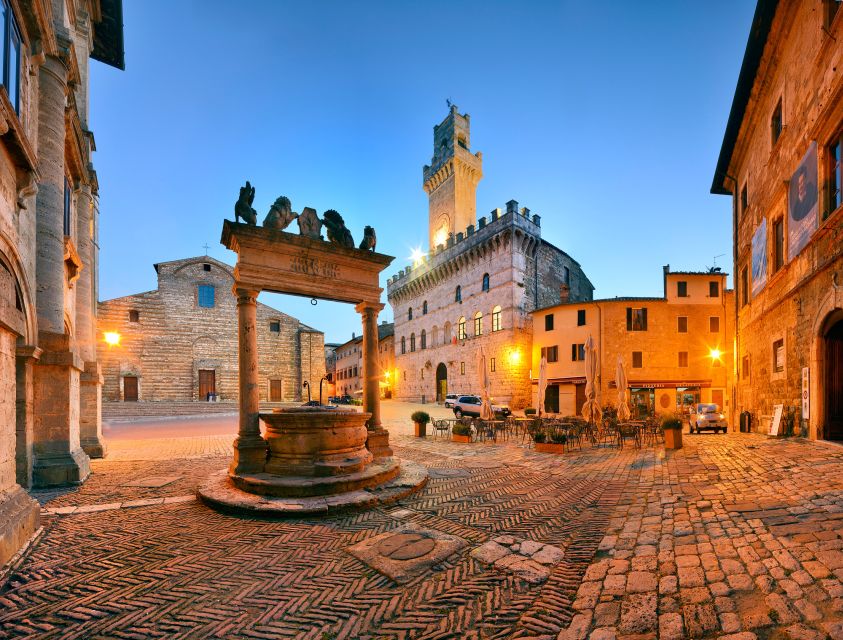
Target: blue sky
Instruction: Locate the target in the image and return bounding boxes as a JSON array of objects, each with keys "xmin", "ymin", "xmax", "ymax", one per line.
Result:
[{"xmin": 91, "ymin": 1, "xmax": 755, "ymax": 344}]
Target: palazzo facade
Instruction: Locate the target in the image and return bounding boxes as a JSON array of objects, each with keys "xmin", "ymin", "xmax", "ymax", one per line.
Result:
[
  {"xmin": 712, "ymin": 0, "xmax": 843, "ymax": 438},
  {"xmin": 97, "ymin": 256, "xmax": 325, "ymax": 406},
  {"xmin": 387, "ymin": 106, "xmax": 593, "ymax": 409},
  {"xmin": 0, "ymin": 0, "xmax": 123, "ymax": 565}
]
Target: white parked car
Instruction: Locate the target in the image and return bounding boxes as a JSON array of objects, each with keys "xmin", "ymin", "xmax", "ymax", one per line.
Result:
[
  {"xmin": 452, "ymin": 395, "xmax": 511, "ymax": 419},
  {"xmin": 689, "ymin": 403, "xmax": 727, "ymax": 434},
  {"xmin": 443, "ymin": 393, "xmax": 459, "ymax": 408}
]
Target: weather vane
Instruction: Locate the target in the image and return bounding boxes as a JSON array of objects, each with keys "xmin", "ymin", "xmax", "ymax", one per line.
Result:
[
  {"xmin": 203, "ymin": 243, "xmax": 209, "ymax": 256},
  {"xmin": 446, "ymin": 98, "xmax": 452, "ymax": 109}
]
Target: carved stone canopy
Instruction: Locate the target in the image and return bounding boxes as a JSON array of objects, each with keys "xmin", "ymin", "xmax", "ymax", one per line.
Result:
[{"xmin": 63, "ymin": 237, "xmax": 83, "ymax": 288}]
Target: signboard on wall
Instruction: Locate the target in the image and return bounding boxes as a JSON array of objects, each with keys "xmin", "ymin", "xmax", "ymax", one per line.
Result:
[
  {"xmin": 788, "ymin": 142, "xmax": 819, "ymax": 261},
  {"xmin": 802, "ymin": 367, "xmax": 810, "ymax": 420},
  {"xmin": 751, "ymin": 218, "xmax": 767, "ymax": 296},
  {"xmin": 770, "ymin": 404, "xmax": 784, "ymax": 437}
]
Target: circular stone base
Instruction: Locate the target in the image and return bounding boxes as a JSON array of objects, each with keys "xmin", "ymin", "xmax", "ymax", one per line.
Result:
[
  {"xmin": 230, "ymin": 458, "xmax": 401, "ymax": 498},
  {"xmin": 197, "ymin": 459, "xmax": 428, "ymax": 517}
]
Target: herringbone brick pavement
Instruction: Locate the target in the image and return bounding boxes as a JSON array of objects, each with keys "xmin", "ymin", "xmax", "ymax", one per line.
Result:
[{"xmin": 8, "ymin": 427, "xmax": 843, "ymax": 639}]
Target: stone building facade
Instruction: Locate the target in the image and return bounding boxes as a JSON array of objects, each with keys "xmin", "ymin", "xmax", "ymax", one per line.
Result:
[
  {"xmin": 387, "ymin": 106, "xmax": 593, "ymax": 409},
  {"xmin": 712, "ymin": 0, "xmax": 843, "ymax": 439},
  {"xmin": 531, "ymin": 268, "xmax": 734, "ymax": 419},
  {"xmin": 333, "ymin": 322, "xmax": 394, "ymax": 399},
  {"xmin": 0, "ymin": 1, "xmax": 123, "ymax": 566},
  {"xmin": 97, "ymin": 256, "xmax": 325, "ymax": 406}
]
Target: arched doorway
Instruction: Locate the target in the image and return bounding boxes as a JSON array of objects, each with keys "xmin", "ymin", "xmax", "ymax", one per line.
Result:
[
  {"xmin": 825, "ymin": 317, "xmax": 843, "ymax": 440},
  {"xmin": 436, "ymin": 363, "xmax": 447, "ymax": 402}
]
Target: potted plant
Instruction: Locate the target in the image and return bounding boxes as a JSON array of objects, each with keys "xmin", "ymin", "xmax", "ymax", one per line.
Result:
[
  {"xmin": 536, "ymin": 430, "xmax": 567, "ymax": 453},
  {"xmin": 452, "ymin": 422, "xmax": 472, "ymax": 443},
  {"xmin": 411, "ymin": 411, "xmax": 431, "ymax": 438},
  {"xmin": 525, "ymin": 408, "xmax": 537, "ymax": 416},
  {"xmin": 662, "ymin": 416, "xmax": 683, "ymax": 450}
]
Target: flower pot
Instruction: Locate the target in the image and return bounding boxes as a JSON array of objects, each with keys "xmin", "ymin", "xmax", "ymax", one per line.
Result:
[
  {"xmin": 664, "ymin": 426, "xmax": 683, "ymax": 450},
  {"xmin": 452, "ymin": 434, "xmax": 471, "ymax": 443},
  {"xmin": 535, "ymin": 442, "xmax": 566, "ymax": 454},
  {"xmin": 414, "ymin": 422, "xmax": 427, "ymax": 437}
]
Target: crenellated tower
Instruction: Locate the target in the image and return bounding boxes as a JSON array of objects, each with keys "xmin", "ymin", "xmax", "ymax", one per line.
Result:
[{"xmin": 423, "ymin": 105, "xmax": 483, "ymax": 249}]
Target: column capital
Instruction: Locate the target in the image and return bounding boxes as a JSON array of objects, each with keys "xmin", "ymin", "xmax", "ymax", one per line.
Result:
[
  {"xmin": 16, "ymin": 345, "xmax": 43, "ymax": 361},
  {"xmin": 233, "ymin": 287, "xmax": 260, "ymax": 305},
  {"xmin": 355, "ymin": 301, "xmax": 385, "ymax": 315}
]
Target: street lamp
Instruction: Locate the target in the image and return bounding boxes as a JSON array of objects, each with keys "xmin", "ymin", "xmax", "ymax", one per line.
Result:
[
  {"xmin": 104, "ymin": 331, "xmax": 121, "ymax": 347},
  {"xmin": 709, "ymin": 348, "xmax": 722, "ymax": 361}
]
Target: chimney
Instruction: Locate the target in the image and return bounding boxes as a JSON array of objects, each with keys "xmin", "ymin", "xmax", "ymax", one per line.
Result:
[
  {"xmin": 352, "ymin": 332, "xmax": 355, "ymax": 339},
  {"xmin": 663, "ymin": 264, "xmax": 670, "ymax": 298},
  {"xmin": 560, "ymin": 284, "xmax": 570, "ymax": 303}
]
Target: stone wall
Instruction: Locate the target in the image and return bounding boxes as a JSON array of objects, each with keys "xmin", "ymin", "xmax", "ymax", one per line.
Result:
[
  {"xmin": 717, "ymin": 1, "xmax": 843, "ymax": 438},
  {"xmin": 98, "ymin": 257, "xmax": 325, "ymax": 404}
]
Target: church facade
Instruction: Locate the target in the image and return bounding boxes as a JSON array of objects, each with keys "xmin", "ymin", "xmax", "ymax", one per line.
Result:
[
  {"xmin": 387, "ymin": 107, "xmax": 593, "ymax": 408},
  {"xmin": 97, "ymin": 256, "xmax": 325, "ymax": 406}
]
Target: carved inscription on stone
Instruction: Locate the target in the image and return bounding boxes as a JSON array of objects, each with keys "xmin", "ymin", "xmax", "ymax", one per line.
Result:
[{"xmin": 290, "ymin": 253, "xmax": 339, "ymax": 279}]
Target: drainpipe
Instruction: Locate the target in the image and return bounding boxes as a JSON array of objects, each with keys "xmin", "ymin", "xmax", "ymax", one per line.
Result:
[{"xmin": 723, "ymin": 171, "xmax": 739, "ymax": 431}]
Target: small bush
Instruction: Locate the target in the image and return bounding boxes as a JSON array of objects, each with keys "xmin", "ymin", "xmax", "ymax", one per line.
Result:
[
  {"xmin": 532, "ymin": 430, "xmax": 547, "ymax": 443},
  {"xmin": 550, "ymin": 432, "xmax": 567, "ymax": 444},
  {"xmin": 411, "ymin": 411, "xmax": 431, "ymax": 424},
  {"xmin": 452, "ymin": 423, "xmax": 471, "ymax": 436},
  {"xmin": 662, "ymin": 416, "xmax": 682, "ymax": 430},
  {"xmin": 524, "ymin": 408, "xmax": 537, "ymax": 416}
]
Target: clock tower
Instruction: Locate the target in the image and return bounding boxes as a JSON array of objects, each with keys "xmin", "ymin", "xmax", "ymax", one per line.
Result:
[{"xmin": 423, "ymin": 105, "xmax": 483, "ymax": 250}]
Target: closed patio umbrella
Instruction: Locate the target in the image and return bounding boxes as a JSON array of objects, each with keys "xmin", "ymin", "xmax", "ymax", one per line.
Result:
[
  {"xmin": 616, "ymin": 355, "xmax": 631, "ymax": 421},
  {"xmin": 581, "ymin": 334, "xmax": 602, "ymax": 424},
  {"xmin": 477, "ymin": 345, "xmax": 493, "ymax": 420},
  {"xmin": 537, "ymin": 355, "xmax": 548, "ymax": 416}
]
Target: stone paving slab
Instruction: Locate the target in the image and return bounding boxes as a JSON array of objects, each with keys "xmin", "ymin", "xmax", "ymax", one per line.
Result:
[{"xmin": 6, "ymin": 430, "xmax": 843, "ymax": 638}]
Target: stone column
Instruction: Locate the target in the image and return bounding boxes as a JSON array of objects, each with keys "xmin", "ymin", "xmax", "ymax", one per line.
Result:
[
  {"xmin": 75, "ymin": 184, "xmax": 105, "ymax": 458},
  {"xmin": 229, "ymin": 287, "xmax": 266, "ymax": 475},
  {"xmin": 356, "ymin": 301, "xmax": 392, "ymax": 459},
  {"xmin": 31, "ymin": 54, "xmax": 90, "ymax": 486},
  {"xmin": 15, "ymin": 346, "xmax": 41, "ymax": 488}
]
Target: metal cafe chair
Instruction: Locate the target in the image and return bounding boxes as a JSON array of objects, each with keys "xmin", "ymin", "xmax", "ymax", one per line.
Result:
[{"xmin": 432, "ymin": 419, "xmax": 451, "ymax": 440}]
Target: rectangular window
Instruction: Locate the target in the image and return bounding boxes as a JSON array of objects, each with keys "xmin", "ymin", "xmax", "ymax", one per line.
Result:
[
  {"xmin": 63, "ymin": 177, "xmax": 72, "ymax": 236},
  {"xmin": 740, "ymin": 183, "xmax": 748, "ymax": 218},
  {"xmin": 203, "ymin": 263, "xmax": 212, "ymax": 272},
  {"xmin": 460, "ymin": 362, "xmax": 465, "ymax": 375},
  {"xmin": 677, "ymin": 281, "xmax": 687, "ymax": 297},
  {"xmin": 632, "ymin": 351, "xmax": 642, "ymax": 368},
  {"xmin": 541, "ymin": 346, "xmax": 559, "ymax": 363},
  {"xmin": 773, "ymin": 217, "xmax": 784, "ymax": 272},
  {"xmin": 577, "ymin": 309, "xmax": 586, "ymax": 326},
  {"xmin": 570, "ymin": 343, "xmax": 585, "ymax": 361},
  {"xmin": 678, "ymin": 352, "xmax": 688, "ymax": 368},
  {"xmin": 827, "ymin": 131, "xmax": 842, "ymax": 217},
  {"xmin": 545, "ymin": 314, "xmax": 554, "ymax": 331},
  {"xmin": 710, "ymin": 316, "xmax": 720, "ymax": 333},
  {"xmin": 128, "ymin": 310, "xmax": 139, "ymax": 323},
  {"xmin": 269, "ymin": 321, "xmax": 280, "ymax": 333},
  {"xmin": 627, "ymin": 307, "xmax": 647, "ymax": 331},
  {"xmin": 773, "ymin": 339, "xmax": 785, "ymax": 373},
  {"xmin": 741, "ymin": 266, "xmax": 749, "ymax": 307},
  {"xmin": 709, "ymin": 281, "xmax": 719, "ymax": 297},
  {"xmin": 1, "ymin": 4, "xmax": 21, "ymax": 114},
  {"xmin": 677, "ymin": 316, "xmax": 688, "ymax": 333},
  {"xmin": 771, "ymin": 98, "xmax": 782, "ymax": 146},
  {"xmin": 742, "ymin": 355, "xmax": 750, "ymax": 380},
  {"xmin": 198, "ymin": 285, "xmax": 215, "ymax": 308},
  {"xmin": 492, "ymin": 308, "xmax": 502, "ymax": 331},
  {"xmin": 563, "ymin": 266, "xmax": 570, "ymax": 285},
  {"xmin": 490, "ymin": 357, "xmax": 496, "ymax": 372}
]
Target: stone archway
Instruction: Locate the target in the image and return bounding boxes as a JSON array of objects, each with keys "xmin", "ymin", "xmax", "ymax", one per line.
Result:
[
  {"xmin": 824, "ymin": 315, "xmax": 843, "ymax": 440},
  {"xmin": 435, "ymin": 362, "xmax": 447, "ymax": 402},
  {"xmin": 810, "ymin": 279, "xmax": 843, "ymax": 440}
]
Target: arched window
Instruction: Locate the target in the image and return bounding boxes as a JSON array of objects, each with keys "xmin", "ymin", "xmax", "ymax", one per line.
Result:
[
  {"xmin": 408, "ymin": 307, "xmax": 413, "ymax": 321},
  {"xmin": 420, "ymin": 330, "xmax": 427, "ymax": 349},
  {"xmin": 401, "ymin": 336, "xmax": 406, "ymax": 354},
  {"xmin": 474, "ymin": 311, "xmax": 483, "ymax": 336},
  {"xmin": 422, "ymin": 300, "xmax": 428, "ymax": 315},
  {"xmin": 482, "ymin": 273, "xmax": 490, "ymax": 292},
  {"xmin": 458, "ymin": 317, "xmax": 466, "ymax": 340},
  {"xmin": 444, "ymin": 322, "xmax": 452, "ymax": 344},
  {"xmin": 431, "ymin": 326, "xmax": 439, "ymax": 346},
  {"xmin": 492, "ymin": 305, "xmax": 502, "ymax": 332},
  {"xmin": 410, "ymin": 333, "xmax": 416, "ymax": 352},
  {"xmin": 455, "ymin": 285, "xmax": 462, "ymax": 303}
]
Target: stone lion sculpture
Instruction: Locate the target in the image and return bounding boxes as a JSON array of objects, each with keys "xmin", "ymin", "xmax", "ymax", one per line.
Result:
[
  {"xmin": 322, "ymin": 210, "xmax": 354, "ymax": 248},
  {"xmin": 234, "ymin": 181, "xmax": 257, "ymax": 225},
  {"xmin": 263, "ymin": 196, "xmax": 297, "ymax": 230},
  {"xmin": 359, "ymin": 225, "xmax": 376, "ymax": 251}
]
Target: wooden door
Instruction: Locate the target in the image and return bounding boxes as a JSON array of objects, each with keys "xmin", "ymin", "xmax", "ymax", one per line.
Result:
[
  {"xmin": 545, "ymin": 384, "xmax": 560, "ymax": 413},
  {"xmin": 826, "ymin": 321, "xmax": 843, "ymax": 440},
  {"xmin": 270, "ymin": 379, "xmax": 283, "ymax": 401},
  {"xmin": 711, "ymin": 389, "xmax": 724, "ymax": 409},
  {"xmin": 199, "ymin": 369, "xmax": 215, "ymax": 399},
  {"xmin": 123, "ymin": 376, "xmax": 138, "ymax": 402},
  {"xmin": 575, "ymin": 384, "xmax": 586, "ymax": 416}
]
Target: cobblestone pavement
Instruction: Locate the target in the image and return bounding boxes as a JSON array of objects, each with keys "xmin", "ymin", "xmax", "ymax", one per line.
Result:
[{"xmin": 6, "ymin": 423, "xmax": 843, "ymax": 639}]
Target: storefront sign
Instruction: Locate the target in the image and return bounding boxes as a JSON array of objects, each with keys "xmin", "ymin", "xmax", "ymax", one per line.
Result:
[
  {"xmin": 802, "ymin": 367, "xmax": 810, "ymax": 420},
  {"xmin": 751, "ymin": 218, "xmax": 767, "ymax": 297},
  {"xmin": 788, "ymin": 142, "xmax": 819, "ymax": 261},
  {"xmin": 770, "ymin": 404, "xmax": 783, "ymax": 436}
]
